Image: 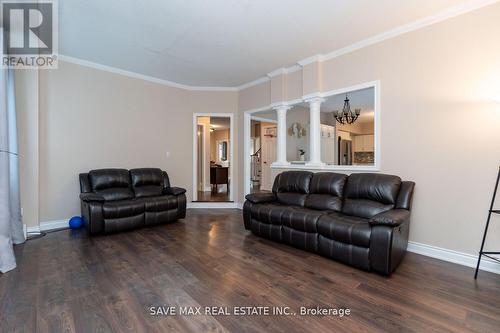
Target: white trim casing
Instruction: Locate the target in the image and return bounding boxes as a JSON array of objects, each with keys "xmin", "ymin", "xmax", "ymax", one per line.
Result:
[
  {"xmin": 242, "ymin": 81, "xmax": 381, "ymax": 197},
  {"xmin": 251, "ymin": 116, "xmax": 277, "ymax": 124},
  {"xmin": 192, "ymin": 113, "xmax": 235, "ymax": 204}
]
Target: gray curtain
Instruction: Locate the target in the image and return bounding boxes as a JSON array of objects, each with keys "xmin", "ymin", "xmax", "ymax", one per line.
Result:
[{"xmin": 0, "ymin": 60, "xmax": 26, "ymax": 273}]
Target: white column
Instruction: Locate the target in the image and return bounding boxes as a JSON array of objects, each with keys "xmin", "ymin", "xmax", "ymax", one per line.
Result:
[
  {"xmin": 272, "ymin": 104, "xmax": 292, "ymax": 167},
  {"xmin": 306, "ymin": 97, "xmax": 325, "ymax": 166}
]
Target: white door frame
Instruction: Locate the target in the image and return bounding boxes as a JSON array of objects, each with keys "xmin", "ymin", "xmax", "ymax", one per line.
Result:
[
  {"xmin": 260, "ymin": 123, "xmax": 278, "ymax": 191},
  {"xmin": 244, "ymin": 109, "xmax": 277, "ymax": 197},
  {"xmin": 192, "ymin": 113, "xmax": 234, "ymax": 203}
]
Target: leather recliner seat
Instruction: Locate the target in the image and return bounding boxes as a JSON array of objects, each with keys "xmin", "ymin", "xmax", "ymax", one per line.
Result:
[
  {"xmin": 243, "ymin": 171, "xmax": 415, "ymax": 275},
  {"xmin": 79, "ymin": 168, "xmax": 186, "ymax": 235}
]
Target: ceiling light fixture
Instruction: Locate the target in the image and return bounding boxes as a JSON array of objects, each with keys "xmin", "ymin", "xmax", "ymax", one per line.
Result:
[{"xmin": 333, "ymin": 94, "xmax": 361, "ymax": 125}]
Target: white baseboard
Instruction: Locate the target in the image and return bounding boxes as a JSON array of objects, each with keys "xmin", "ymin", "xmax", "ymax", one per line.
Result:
[
  {"xmin": 188, "ymin": 202, "xmax": 240, "ymax": 209},
  {"xmin": 40, "ymin": 219, "xmax": 68, "ymax": 231},
  {"xmin": 407, "ymin": 241, "xmax": 500, "ymax": 275},
  {"xmin": 26, "ymin": 225, "xmax": 41, "ymax": 234},
  {"xmin": 26, "ymin": 219, "xmax": 68, "ymax": 235},
  {"xmin": 24, "ymin": 215, "xmax": 499, "ymax": 275}
]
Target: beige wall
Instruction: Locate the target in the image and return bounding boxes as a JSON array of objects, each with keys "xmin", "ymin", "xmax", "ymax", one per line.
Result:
[
  {"xmin": 33, "ymin": 61, "xmax": 237, "ymax": 222},
  {"xmin": 286, "ymin": 107, "xmax": 309, "ymax": 161},
  {"xmin": 210, "ymin": 129, "xmax": 229, "ymax": 162},
  {"xmin": 238, "ymin": 3, "xmax": 500, "ymax": 256},
  {"xmin": 15, "ymin": 70, "xmax": 39, "ymax": 228},
  {"xmin": 14, "ymin": 3, "xmax": 500, "ymax": 257}
]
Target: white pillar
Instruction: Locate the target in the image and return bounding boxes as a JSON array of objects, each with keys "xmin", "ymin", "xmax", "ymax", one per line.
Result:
[
  {"xmin": 306, "ymin": 97, "xmax": 325, "ymax": 166},
  {"xmin": 272, "ymin": 104, "xmax": 292, "ymax": 167}
]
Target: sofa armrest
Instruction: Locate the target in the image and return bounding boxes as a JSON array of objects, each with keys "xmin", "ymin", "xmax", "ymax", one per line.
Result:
[
  {"xmin": 163, "ymin": 187, "xmax": 186, "ymax": 196},
  {"xmin": 245, "ymin": 193, "xmax": 276, "ymax": 204},
  {"xmin": 369, "ymin": 209, "xmax": 410, "ymax": 227},
  {"xmin": 79, "ymin": 193, "xmax": 105, "ymax": 203}
]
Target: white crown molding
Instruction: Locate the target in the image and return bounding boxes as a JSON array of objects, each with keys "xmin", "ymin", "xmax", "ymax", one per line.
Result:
[
  {"xmin": 320, "ymin": 0, "xmax": 500, "ymax": 63},
  {"xmin": 267, "ymin": 65, "xmax": 303, "ymax": 78},
  {"xmin": 236, "ymin": 76, "xmax": 270, "ymax": 90},
  {"xmin": 55, "ymin": 0, "xmax": 499, "ymax": 93},
  {"xmin": 267, "ymin": 68, "xmax": 287, "ymax": 78},
  {"xmin": 286, "ymin": 64, "xmax": 303, "ymax": 74},
  {"xmin": 297, "ymin": 55, "xmax": 325, "ymax": 67},
  {"xmin": 58, "ymin": 55, "xmax": 238, "ymax": 92},
  {"xmin": 238, "ymin": 0, "xmax": 499, "ymax": 91}
]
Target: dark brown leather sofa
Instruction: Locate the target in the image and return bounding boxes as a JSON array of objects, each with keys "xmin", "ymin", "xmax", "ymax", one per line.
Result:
[
  {"xmin": 79, "ymin": 168, "xmax": 186, "ymax": 235},
  {"xmin": 243, "ymin": 171, "xmax": 415, "ymax": 275}
]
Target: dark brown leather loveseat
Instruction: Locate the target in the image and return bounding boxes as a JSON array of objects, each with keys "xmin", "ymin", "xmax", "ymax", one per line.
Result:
[
  {"xmin": 243, "ymin": 171, "xmax": 415, "ymax": 275},
  {"xmin": 79, "ymin": 168, "xmax": 186, "ymax": 235}
]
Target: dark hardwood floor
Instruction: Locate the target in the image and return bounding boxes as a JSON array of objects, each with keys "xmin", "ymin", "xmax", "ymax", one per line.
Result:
[
  {"xmin": 196, "ymin": 190, "xmax": 231, "ymax": 202},
  {"xmin": 1, "ymin": 209, "xmax": 500, "ymax": 332}
]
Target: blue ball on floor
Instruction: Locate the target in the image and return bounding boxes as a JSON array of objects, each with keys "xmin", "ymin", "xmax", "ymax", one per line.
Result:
[{"xmin": 69, "ymin": 216, "xmax": 83, "ymax": 229}]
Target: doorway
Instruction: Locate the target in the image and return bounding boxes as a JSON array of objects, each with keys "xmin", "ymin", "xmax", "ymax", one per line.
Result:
[
  {"xmin": 193, "ymin": 114, "xmax": 234, "ymax": 202},
  {"xmin": 248, "ymin": 112, "xmax": 277, "ymax": 194}
]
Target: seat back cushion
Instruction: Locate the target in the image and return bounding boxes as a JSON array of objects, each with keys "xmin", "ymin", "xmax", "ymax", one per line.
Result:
[
  {"xmin": 342, "ymin": 173, "xmax": 402, "ymax": 218},
  {"xmin": 88, "ymin": 169, "xmax": 133, "ymax": 201},
  {"xmin": 130, "ymin": 168, "xmax": 166, "ymax": 198},
  {"xmin": 272, "ymin": 171, "xmax": 313, "ymax": 206},
  {"xmin": 305, "ymin": 172, "xmax": 347, "ymax": 211}
]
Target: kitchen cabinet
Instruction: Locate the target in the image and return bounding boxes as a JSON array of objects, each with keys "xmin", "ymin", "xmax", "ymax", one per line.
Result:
[
  {"xmin": 320, "ymin": 124, "xmax": 336, "ymax": 164},
  {"xmin": 337, "ymin": 130, "xmax": 351, "ymax": 141},
  {"xmin": 353, "ymin": 135, "xmax": 374, "ymax": 152}
]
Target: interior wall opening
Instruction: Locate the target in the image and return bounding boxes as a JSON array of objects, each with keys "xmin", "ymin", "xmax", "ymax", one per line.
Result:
[{"xmin": 193, "ymin": 115, "xmax": 233, "ymax": 202}]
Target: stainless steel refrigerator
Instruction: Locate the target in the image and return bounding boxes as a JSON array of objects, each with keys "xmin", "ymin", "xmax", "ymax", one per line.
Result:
[{"xmin": 338, "ymin": 139, "xmax": 352, "ymax": 165}]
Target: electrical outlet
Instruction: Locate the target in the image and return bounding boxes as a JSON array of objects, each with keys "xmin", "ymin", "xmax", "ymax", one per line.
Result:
[{"xmin": 166, "ymin": 151, "xmax": 171, "ymax": 158}]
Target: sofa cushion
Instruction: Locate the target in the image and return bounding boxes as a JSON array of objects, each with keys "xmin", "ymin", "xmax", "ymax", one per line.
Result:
[
  {"xmin": 342, "ymin": 173, "xmax": 401, "ymax": 218},
  {"xmin": 130, "ymin": 168, "xmax": 165, "ymax": 198},
  {"xmin": 305, "ymin": 172, "xmax": 347, "ymax": 211},
  {"xmin": 281, "ymin": 207, "xmax": 327, "ymax": 233},
  {"xmin": 283, "ymin": 227, "xmax": 318, "ymax": 252},
  {"xmin": 317, "ymin": 212, "xmax": 371, "ymax": 248},
  {"xmin": 102, "ymin": 200, "xmax": 144, "ymax": 219},
  {"xmin": 250, "ymin": 203, "xmax": 290, "ymax": 225},
  {"xmin": 272, "ymin": 171, "xmax": 313, "ymax": 207},
  {"xmin": 94, "ymin": 188, "xmax": 134, "ymax": 201},
  {"xmin": 89, "ymin": 169, "xmax": 134, "ymax": 201},
  {"xmin": 142, "ymin": 195, "xmax": 178, "ymax": 212},
  {"xmin": 318, "ymin": 236, "xmax": 370, "ymax": 271}
]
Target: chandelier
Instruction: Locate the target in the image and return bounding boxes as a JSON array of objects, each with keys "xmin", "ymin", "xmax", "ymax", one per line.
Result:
[{"xmin": 333, "ymin": 94, "xmax": 360, "ymax": 125}]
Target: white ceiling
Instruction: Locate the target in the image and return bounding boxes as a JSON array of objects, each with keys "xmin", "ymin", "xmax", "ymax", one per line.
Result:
[
  {"xmin": 210, "ymin": 117, "xmax": 231, "ymax": 130},
  {"xmin": 60, "ymin": 0, "xmax": 474, "ymax": 87}
]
